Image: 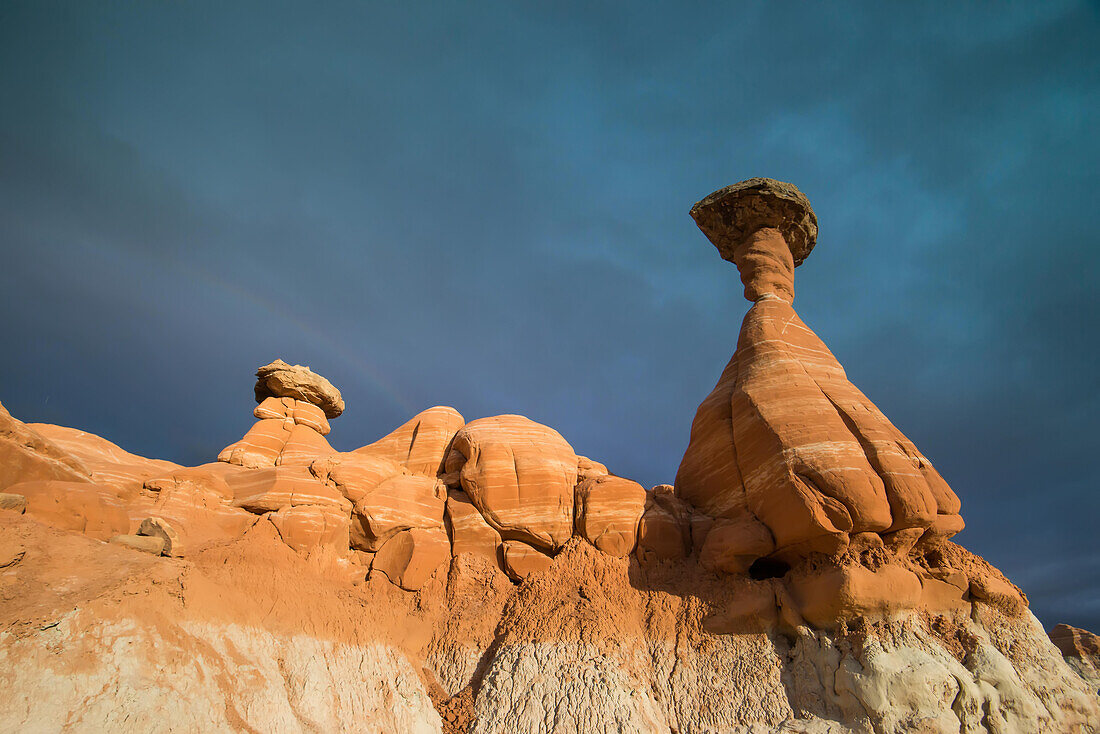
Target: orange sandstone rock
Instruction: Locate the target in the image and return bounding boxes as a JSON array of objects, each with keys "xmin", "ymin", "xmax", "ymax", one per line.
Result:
[
  {"xmin": 225, "ymin": 466, "xmax": 351, "ymax": 515},
  {"xmin": 14, "ymin": 480, "xmax": 129, "ymax": 540},
  {"xmin": 635, "ymin": 485, "xmax": 692, "ymax": 564},
  {"xmin": 311, "ymin": 452, "xmax": 404, "ymax": 503},
  {"xmin": 445, "ymin": 415, "xmax": 578, "ymax": 551},
  {"xmin": 500, "ymin": 539, "xmax": 553, "ymax": 581},
  {"xmin": 573, "ymin": 475, "xmax": 646, "ymax": 557},
  {"xmin": 0, "ymin": 401, "xmax": 90, "ymax": 490},
  {"xmin": 699, "ymin": 514, "xmax": 775, "ymax": 575},
  {"xmin": 371, "ymin": 527, "xmax": 450, "ymax": 590},
  {"xmin": 786, "ymin": 561, "xmax": 923, "ymax": 627},
  {"xmin": 445, "ymin": 489, "xmax": 502, "ymax": 564},
  {"xmin": 349, "ymin": 474, "xmax": 445, "ymax": 552},
  {"xmin": 266, "ymin": 504, "xmax": 351, "ymax": 554},
  {"xmin": 355, "ymin": 406, "xmax": 465, "ymax": 476}
]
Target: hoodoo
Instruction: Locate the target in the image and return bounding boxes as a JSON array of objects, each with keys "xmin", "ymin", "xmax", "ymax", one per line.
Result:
[{"xmin": 0, "ymin": 187, "xmax": 1097, "ymax": 733}]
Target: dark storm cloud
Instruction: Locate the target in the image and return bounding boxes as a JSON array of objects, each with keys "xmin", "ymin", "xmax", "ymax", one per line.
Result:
[{"xmin": 1, "ymin": 1, "xmax": 1097, "ymax": 628}]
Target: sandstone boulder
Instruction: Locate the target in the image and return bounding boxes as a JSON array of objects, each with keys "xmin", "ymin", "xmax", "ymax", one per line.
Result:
[
  {"xmin": 500, "ymin": 540, "xmax": 553, "ymax": 581},
  {"xmin": 355, "ymin": 406, "xmax": 465, "ymax": 476},
  {"xmin": 371, "ymin": 527, "xmax": 450, "ymax": 591},
  {"xmin": 349, "ymin": 474, "xmax": 445, "ymax": 552},
  {"xmin": 445, "ymin": 415, "xmax": 578, "ymax": 551},
  {"xmin": 786, "ymin": 561, "xmax": 923, "ymax": 627},
  {"xmin": 573, "ymin": 475, "xmax": 646, "ymax": 557},
  {"xmin": 254, "ymin": 359, "xmax": 344, "ymax": 418},
  {"xmin": 576, "ymin": 455, "xmax": 608, "ymax": 481},
  {"xmin": 445, "ymin": 489, "xmax": 501, "ymax": 564},
  {"xmin": 138, "ymin": 517, "xmax": 183, "ymax": 557},
  {"xmin": 0, "ymin": 493, "xmax": 26, "ymax": 513}
]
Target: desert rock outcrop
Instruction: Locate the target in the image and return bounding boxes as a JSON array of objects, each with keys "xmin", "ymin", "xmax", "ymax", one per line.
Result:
[
  {"xmin": 445, "ymin": 415, "xmax": 579, "ymax": 551},
  {"xmin": 677, "ymin": 178, "xmax": 963, "ymax": 581},
  {"xmin": 0, "ymin": 179, "xmax": 1095, "ymax": 734}
]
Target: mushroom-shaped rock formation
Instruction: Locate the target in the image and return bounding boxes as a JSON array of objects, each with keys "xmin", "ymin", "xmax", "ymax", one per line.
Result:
[
  {"xmin": 219, "ymin": 363, "xmax": 342, "ymax": 469},
  {"xmin": 444, "ymin": 415, "xmax": 579, "ymax": 551},
  {"xmin": 254, "ymin": 359, "xmax": 345, "ymax": 418},
  {"xmin": 677, "ymin": 178, "xmax": 964, "ymax": 567}
]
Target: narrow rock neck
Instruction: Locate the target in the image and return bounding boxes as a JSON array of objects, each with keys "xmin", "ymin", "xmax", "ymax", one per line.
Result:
[{"xmin": 732, "ymin": 228, "xmax": 795, "ymax": 304}]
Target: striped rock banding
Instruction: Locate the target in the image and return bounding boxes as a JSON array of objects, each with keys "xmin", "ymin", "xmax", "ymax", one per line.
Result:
[{"xmin": 446, "ymin": 415, "xmax": 578, "ymax": 551}]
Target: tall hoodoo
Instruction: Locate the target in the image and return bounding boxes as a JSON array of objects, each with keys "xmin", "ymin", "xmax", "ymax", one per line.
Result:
[{"xmin": 677, "ymin": 178, "xmax": 963, "ymax": 572}]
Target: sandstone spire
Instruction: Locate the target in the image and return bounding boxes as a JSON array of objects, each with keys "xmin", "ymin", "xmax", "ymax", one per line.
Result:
[{"xmin": 677, "ymin": 178, "xmax": 963, "ymax": 568}]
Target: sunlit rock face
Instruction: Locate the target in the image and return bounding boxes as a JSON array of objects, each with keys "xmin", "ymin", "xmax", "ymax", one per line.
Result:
[{"xmin": 0, "ymin": 184, "xmax": 1096, "ymax": 733}]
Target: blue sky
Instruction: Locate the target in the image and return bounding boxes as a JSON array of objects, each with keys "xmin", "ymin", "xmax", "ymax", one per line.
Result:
[{"xmin": 1, "ymin": 1, "xmax": 1097, "ymax": 629}]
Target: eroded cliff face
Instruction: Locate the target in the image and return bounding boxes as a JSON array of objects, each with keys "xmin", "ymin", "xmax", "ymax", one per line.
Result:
[
  {"xmin": 1, "ymin": 179, "xmax": 1097, "ymax": 733},
  {"xmin": 1, "ymin": 509, "xmax": 1096, "ymax": 734}
]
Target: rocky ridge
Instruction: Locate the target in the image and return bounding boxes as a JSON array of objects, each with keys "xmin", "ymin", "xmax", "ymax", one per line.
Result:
[{"xmin": 0, "ymin": 178, "xmax": 1096, "ymax": 733}]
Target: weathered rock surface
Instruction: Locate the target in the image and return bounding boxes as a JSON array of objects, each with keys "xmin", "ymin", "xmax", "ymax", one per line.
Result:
[
  {"xmin": 254, "ymin": 358, "xmax": 345, "ymax": 418},
  {"xmin": 372, "ymin": 527, "xmax": 450, "ymax": 591},
  {"xmin": 445, "ymin": 489, "xmax": 501, "ymax": 564},
  {"xmin": 13, "ymin": 480, "xmax": 129, "ymax": 539},
  {"xmin": 0, "ymin": 401, "xmax": 90, "ymax": 490},
  {"xmin": 501, "ymin": 539, "xmax": 553, "ymax": 581},
  {"xmin": 573, "ymin": 475, "xmax": 646, "ymax": 557},
  {"xmin": 678, "ymin": 180, "xmax": 963, "ymax": 571},
  {"xmin": 226, "ymin": 466, "xmax": 351, "ymax": 514},
  {"xmin": 446, "ymin": 415, "xmax": 578, "ymax": 551},
  {"xmin": 356, "ymin": 406, "xmax": 465, "ymax": 476},
  {"xmin": 348, "ymin": 474, "xmax": 445, "ymax": 552}
]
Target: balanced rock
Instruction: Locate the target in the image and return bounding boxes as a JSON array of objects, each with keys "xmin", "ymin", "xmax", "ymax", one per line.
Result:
[
  {"xmin": 573, "ymin": 475, "xmax": 646, "ymax": 558},
  {"xmin": 355, "ymin": 406, "xmax": 465, "ymax": 476},
  {"xmin": 445, "ymin": 415, "xmax": 578, "ymax": 551},
  {"xmin": 677, "ymin": 178, "xmax": 963, "ymax": 565},
  {"xmin": 254, "ymin": 359, "xmax": 345, "ymax": 418}
]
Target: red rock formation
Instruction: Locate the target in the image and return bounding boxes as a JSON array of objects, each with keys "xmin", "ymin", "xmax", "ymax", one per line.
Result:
[
  {"xmin": 677, "ymin": 179, "xmax": 963, "ymax": 569},
  {"xmin": 573, "ymin": 475, "xmax": 646, "ymax": 558},
  {"xmin": 355, "ymin": 406, "xmax": 465, "ymax": 476},
  {"xmin": 445, "ymin": 415, "xmax": 578, "ymax": 551}
]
